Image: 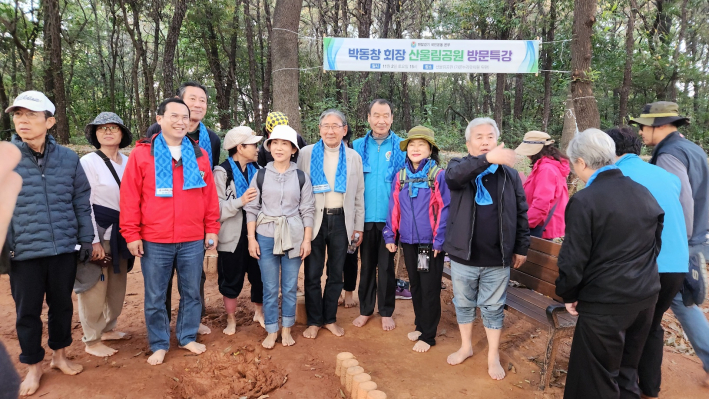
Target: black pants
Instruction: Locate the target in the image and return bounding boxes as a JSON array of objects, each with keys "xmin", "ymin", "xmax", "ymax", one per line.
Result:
[
  {"xmin": 402, "ymin": 243, "xmax": 443, "ymax": 346},
  {"xmin": 343, "ymin": 249, "xmax": 358, "ymax": 292},
  {"xmin": 358, "ymin": 223, "xmax": 396, "ymax": 317},
  {"xmin": 217, "ymin": 236, "xmax": 263, "ymax": 303},
  {"xmin": 564, "ymin": 305, "xmax": 654, "ymax": 399},
  {"xmin": 166, "ymin": 259, "xmax": 207, "ymax": 321},
  {"xmin": 9, "ymin": 253, "xmax": 77, "ymax": 364},
  {"xmin": 304, "ymin": 213, "xmax": 348, "ymax": 326},
  {"xmin": 638, "ymin": 272, "xmax": 686, "ymax": 397}
]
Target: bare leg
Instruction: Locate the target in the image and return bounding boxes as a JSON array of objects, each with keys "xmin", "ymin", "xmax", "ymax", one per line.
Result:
[
  {"xmin": 344, "ymin": 291, "xmax": 358, "ymax": 308},
  {"xmin": 262, "ymin": 332, "xmax": 278, "ymax": 349},
  {"xmin": 282, "ymin": 327, "xmax": 295, "ymax": 346},
  {"xmin": 485, "ymin": 327, "xmax": 505, "ymax": 380},
  {"xmin": 382, "ymin": 316, "xmax": 396, "ymax": 331},
  {"xmin": 352, "ymin": 314, "xmax": 371, "ymax": 327},
  {"xmin": 303, "ymin": 326, "xmax": 321, "ymax": 339},
  {"xmin": 447, "ymin": 323, "xmax": 474, "ymax": 365},
  {"xmin": 408, "ymin": 331, "xmax": 422, "ymax": 342},
  {"xmin": 179, "ymin": 342, "xmax": 207, "ymax": 355},
  {"xmin": 147, "ymin": 349, "xmax": 166, "ymax": 366},
  {"xmin": 49, "ymin": 348, "xmax": 83, "ymax": 375},
  {"xmin": 101, "ymin": 331, "xmax": 131, "ymax": 341},
  {"xmin": 85, "ymin": 342, "xmax": 117, "ymax": 357},
  {"xmin": 223, "ymin": 313, "xmax": 237, "ymax": 335},
  {"xmin": 19, "ymin": 364, "xmax": 42, "ymax": 396},
  {"xmin": 324, "ymin": 323, "xmax": 345, "ymax": 337},
  {"xmin": 252, "ymin": 303, "xmax": 265, "ymax": 329}
]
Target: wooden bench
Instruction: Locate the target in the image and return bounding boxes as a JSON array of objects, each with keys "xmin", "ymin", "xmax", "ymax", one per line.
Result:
[{"xmin": 442, "ymin": 237, "xmax": 576, "ymax": 390}]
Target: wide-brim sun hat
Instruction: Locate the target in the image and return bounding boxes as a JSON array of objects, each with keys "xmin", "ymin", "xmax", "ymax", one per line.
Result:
[
  {"xmin": 84, "ymin": 112, "xmax": 133, "ymax": 149},
  {"xmin": 628, "ymin": 101, "xmax": 690, "ymax": 127},
  {"xmin": 264, "ymin": 125, "xmax": 300, "ymax": 152},
  {"xmin": 223, "ymin": 126, "xmax": 263, "ymax": 150},
  {"xmin": 514, "ymin": 131, "xmax": 554, "ymax": 156},
  {"xmin": 399, "ymin": 125, "xmax": 438, "ymax": 151}
]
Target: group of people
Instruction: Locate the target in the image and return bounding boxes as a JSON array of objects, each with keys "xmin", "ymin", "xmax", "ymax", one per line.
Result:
[{"xmin": 2, "ymin": 79, "xmax": 708, "ymax": 399}]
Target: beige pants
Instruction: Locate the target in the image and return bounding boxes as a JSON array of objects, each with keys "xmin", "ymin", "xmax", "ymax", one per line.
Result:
[{"xmin": 77, "ymin": 240, "xmax": 128, "ymax": 346}]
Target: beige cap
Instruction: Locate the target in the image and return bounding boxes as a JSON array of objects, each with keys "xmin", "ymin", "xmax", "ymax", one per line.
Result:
[
  {"xmin": 223, "ymin": 126, "xmax": 263, "ymax": 150},
  {"xmin": 514, "ymin": 131, "xmax": 554, "ymax": 156}
]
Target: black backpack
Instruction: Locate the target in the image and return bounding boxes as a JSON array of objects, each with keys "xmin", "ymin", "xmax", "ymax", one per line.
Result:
[{"xmin": 255, "ymin": 168, "xmax": 306, "ymax": 206}]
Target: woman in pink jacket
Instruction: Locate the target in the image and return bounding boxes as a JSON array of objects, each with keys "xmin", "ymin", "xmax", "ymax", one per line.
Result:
[{"xmin": 514, "ymin": 131, "xmax": 570, "ymax": 239}]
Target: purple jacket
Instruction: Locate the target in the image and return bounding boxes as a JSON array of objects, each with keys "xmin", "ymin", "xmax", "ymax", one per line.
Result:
[{"xmin": 383, "ymin": 159, "xmax": 451, "ymax": 251}]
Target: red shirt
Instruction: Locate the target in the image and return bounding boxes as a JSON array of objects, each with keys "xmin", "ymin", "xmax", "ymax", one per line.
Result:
[{"xmin": 119, "ymin": 137, "xmax": 220, "ymax": 243}]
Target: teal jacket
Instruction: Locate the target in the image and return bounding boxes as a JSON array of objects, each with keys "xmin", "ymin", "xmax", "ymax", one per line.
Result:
[
  {"xmin": 616, "ymin": 154, "xmax": 688, "ymax": 273},
  {"xmin": 353, "ymin": 131, "xmax": 405, "ymax": 223}
]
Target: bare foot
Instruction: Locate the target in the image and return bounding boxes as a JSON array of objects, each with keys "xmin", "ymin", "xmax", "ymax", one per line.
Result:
[
  {"xmin": 223, "ymin": 314, "xmax": 236, "ymax": 335},
  {"xmin": 703, "ymin": 371, "xmax": 709, "ymax": 388},
  {"xmin": 408, "ymin": 331, "xmax": 422, "ymax": 342},
  {"xmin": 19, "ymin": 364, "xmax": 42, "ymax": 396},
  {"xmin": 282, "ymin": 327, "xmax": 296, "ymax": 347},
  {"xmin": 253, "ymin": 305, "xmax": 266, "ymax": 329},
  {"xmin": 85, "ymin": 342, "xmax": 117, "ymax": 357},
  {"xmin": 197, "ymin": 323, "xmax": 211, "ymax": 335},
  {"xmin": 262, "ymin": 332, "xmax": 278, "ymax": 349},
  {"xmin": 147, "ymin": 349, "xmax": 167, "ymax": 365},
  {"xmin": 303, "ymin": 326, "xmax": 320, "ymax": 339},
  {"xmin": 338, "ymin": 293, "xmax": 345, "ymax": 306},
  {"xmin": 324, "ymin": 323, "xmax": 345, "ymax": 337},
  {"xmin": 382, "ymin": 317, "xmax": 396, "ymax": 331},
  {"xmin": 101, "ymin": 331, "xmax": 131, "ymax": 341},
  {"xmin": 488, "ymin": 354, "xmax": 506, "ymax": 380},
  {"xmin": 447, "ymin": 347, "xmax": 474, "ymax": 366},
  {"xmin": 344, "ymin": 291, "xmax": 358, "ymax": 308},
  {"xmin": 179, "ymin": 341, "xmax": 207, "ymax": 355},
  {"xmin": 353, "ymin": 315, "xmax": 371, "ymax": 327},
  {"xmin": 50, "ymin": 349, "xmax": 83, "ymax": 375},
  {"xmin": 413, "ymin": 341, "xmax": 431, "ymax": 353}
]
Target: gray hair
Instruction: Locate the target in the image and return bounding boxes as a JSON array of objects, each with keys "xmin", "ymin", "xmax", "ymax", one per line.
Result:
[
  {"xmin": 567, "ymin": 128, "xmax": 617, "ymax": 169},
  {"xmin": 465, "ymin": 117, "xmax": 500, "ymax": 142},
  {"xmin": 319, "ymin": 109, "xmax": 347, "ymax": 126}
]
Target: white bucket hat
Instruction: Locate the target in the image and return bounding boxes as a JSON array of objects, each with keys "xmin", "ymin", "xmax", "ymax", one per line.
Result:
[{"xmin": 264, "ymin": 125, "xmax": 300, "ymax": 152}]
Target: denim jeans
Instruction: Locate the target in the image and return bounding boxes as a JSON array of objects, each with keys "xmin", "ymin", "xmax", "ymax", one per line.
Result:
[
  {"xmin": 141, "ymin": 240, "xmax": 204, "ymax": 351},
  {"xmin": 450, "ymin": 261, "xmax": 509, "ymax": 329},
  {"xmin": 257, "ymin": 234, "xmax": 302, "ymax": 334},
  {"xmin": 670, "ymin": 292, "xmax": 709, "ymax": 372}
]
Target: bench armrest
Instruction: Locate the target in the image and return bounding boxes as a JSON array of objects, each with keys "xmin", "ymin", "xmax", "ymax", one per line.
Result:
[{"xmin": 545, "ymin": 303, "xmax": 568, "ymax": 328}]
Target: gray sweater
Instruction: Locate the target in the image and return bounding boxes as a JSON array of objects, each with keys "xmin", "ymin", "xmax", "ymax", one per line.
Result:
[{"xmin": 244, "ymin": 162, "xmax": 315, "ymax": 258}]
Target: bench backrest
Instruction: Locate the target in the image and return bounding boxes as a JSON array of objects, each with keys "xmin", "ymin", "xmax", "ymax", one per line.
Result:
[{"xmin": 509, "ymin": 237, "xmax": 563, "ymax": 301}]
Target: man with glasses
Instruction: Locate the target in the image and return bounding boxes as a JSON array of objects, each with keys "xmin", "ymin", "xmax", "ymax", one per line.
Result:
[
  {"xmin": 297, "ymin": 109, "xmax": 364, "ymax": 339},
  {"xmin": 121, "ymin": 98, "xmax": 220, "ymax": 365},
  {"xmin": 6, "ymin": 91, "xmax": 93, "ymax": 395}
]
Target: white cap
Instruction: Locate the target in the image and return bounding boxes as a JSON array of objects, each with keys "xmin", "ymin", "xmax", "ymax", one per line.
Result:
[
  {"xmin": 265, "ymin": 125, "xmax": 300, "ymax": 151},
  {"xmin": 5, "ymin": 91, "xmax": 56, "ymax": 115},
  {"xmin": 223, "ymin": 126, "xmax": 263, "ymax": 150}
]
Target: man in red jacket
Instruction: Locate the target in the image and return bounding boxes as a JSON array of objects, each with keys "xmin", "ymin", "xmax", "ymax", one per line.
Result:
[{"xmin": 120, "ymin": 98, "xmax": 220, "ymax": 365}]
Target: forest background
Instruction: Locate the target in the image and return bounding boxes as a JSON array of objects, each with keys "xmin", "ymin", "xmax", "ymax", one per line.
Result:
[{"xmin": 1, "ymin": 0, "xmax": 707, "ymax": 154}]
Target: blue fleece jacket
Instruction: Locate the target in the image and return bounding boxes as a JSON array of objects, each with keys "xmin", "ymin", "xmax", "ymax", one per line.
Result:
[{"xmin": 616, "ymin": 154, "xmax": 688, "ymax": 273}]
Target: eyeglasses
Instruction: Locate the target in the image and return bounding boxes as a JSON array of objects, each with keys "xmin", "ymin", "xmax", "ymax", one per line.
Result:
[
  {"xmin": 96, "ymin": 126, "xmax": 120, "ymax": 133},
  {"xmin": 167, "ymin": 114, "xmax": 190, "ymax": 123},
  {"xmin": 12, "ymin": 111, "xmax": 44, "ymax": 120},
  {"xmin": 319, "ymin": 124, "xmax": 344, "ymax": 131}
]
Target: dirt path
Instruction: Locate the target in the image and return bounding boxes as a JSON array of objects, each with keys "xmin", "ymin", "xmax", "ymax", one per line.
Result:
[{"xmin": 1, "ymin": 262, "xmax": 707, "ymax": 398}]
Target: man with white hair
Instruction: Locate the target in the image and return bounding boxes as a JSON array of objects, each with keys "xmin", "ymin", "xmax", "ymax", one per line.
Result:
[
  {"xmin": 556, "ymin": 128, "xmax": 663, "ymax": 399},
  {"xmin": 443, "ymin": 117, "xmax": 529, "ymax": 381}
]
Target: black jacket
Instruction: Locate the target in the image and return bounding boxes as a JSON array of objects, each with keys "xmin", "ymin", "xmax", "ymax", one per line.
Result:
[
  {"xmin": 556, "ymin": 168, "xmax": 663, "ymax": 314},
  {"xmin": 145, "ymin": 122, "xmax": 221, "ymax": 168},
  {"xmin": 443, "ymin": 153, "xmax": 530, "ymax": 267}
]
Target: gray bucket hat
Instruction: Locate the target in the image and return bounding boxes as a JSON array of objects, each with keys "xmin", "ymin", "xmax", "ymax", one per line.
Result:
[{"xmin": 85, "ymin": 112, "xmax": 133, "ymax": 149}]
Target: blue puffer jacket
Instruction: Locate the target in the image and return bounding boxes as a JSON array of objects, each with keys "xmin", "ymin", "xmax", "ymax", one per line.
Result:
[{"xmin": 9, "ymin": 134, "xmax": 94, "ymax": 261}]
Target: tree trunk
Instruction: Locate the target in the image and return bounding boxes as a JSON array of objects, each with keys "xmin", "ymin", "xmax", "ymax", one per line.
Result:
[
  {"xmin": 541, "ymin": 0, "xmax": 556, "ymax": 131},
  {"xmin": 244, "ymin": 0, "xmax": 262, "ymax": 131},
  {"xmin": 334, "ymin": 0, "xmax": 349, "ymax": 107},
  {"xmin": 400, "ymin": 73, "xmax": 412, "ymax": 131},
  {"xmin": 570, "ymin": 0, "xmax": 600, "ymax": 131},
  {"xmin": 355, "ymin": 0, "xmax": 374, "ymax": 124},
  {"xmin": 45, "ymin": 0, "xmax": 69, "ymax": 144},
  {"xmin": 482, "ymin": 74, "xmax": 491, "ymax": 114},
  {"xmin": 263, "ymin": 0, "xmax": 274, "ymax": 118},
  {"xmin": 513, "ymin": 74, "xmax": 524, "ymax": 121},
  {"xmin": 0, "ymin": 72, "xmax": 11, "ymax": 139},
  {"xmin": 202, "ymin": 6, "xmax": 232, "ymax": 129},
  {"xmin": 272, "ymin": 0, "xmax": 304, "ymax": 132},
  {"xmin": 494, "ymin": 74, "xmax": 505, "ymax": 128},
  {"xmin": 618, "ymin": 0, "xmax": 636, "ymax": 125},
  {"xmin": 561, "ymin": 90, "xmax": 576, "ymax": 153},
  {"xmin": 163, "ymin": 0, "xmax": 187, "ymax": 97},
  {"xmin": 421, "ymin": 74, "xmax": 428, "ymax": 119}
]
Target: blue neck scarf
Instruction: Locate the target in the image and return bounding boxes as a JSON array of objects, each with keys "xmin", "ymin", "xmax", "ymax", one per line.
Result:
[
  {"xmin": 585, "ymin": 165, "xmax": 619, "ymax": 187},
  {"xmin": 154, "ymin": 133, "xmax": 207, "ymax": 197},
  {"xmin": 197, "ymin": 122, "xmax": 213, "ymax": 168},
  {"xmin": 310, "ymin": 140, "xmax": 347, "ymax": 193},
  {"xmin": 358, "ymin": 130, "xmax": 405, "ymax": 182},
  {"xmin": 228, "ymin": 157, "xmax": 257, "ymax": 197},
  {"xmin": 474, "ymin": 164, "xmax": 499, "ymax": 205},
  {"xmin": 405, "ymin": 158, "xmax": 434, "ymax": 197}
]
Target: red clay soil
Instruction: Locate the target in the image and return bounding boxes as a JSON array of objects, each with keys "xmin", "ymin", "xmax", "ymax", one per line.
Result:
[{"xmin": 1, "ymin": 261, "xmax": 707, "ymax": 399}]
